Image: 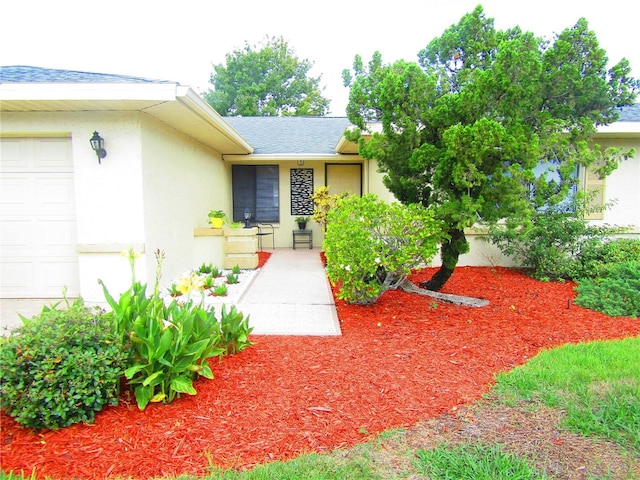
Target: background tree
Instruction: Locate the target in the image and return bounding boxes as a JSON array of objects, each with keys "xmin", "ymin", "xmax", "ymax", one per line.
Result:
[
  {"xmin": 204, "ymin": 36, "xmax": 330, "ymax": 116},
  {"xmin": 343, "ymin": 6, "xmax": 638, "ymax": 291}
]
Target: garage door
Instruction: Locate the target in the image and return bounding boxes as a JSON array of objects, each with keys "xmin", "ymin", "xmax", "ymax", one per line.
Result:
[{"xmin": 0, "ymin": 137, "xmax": 79, "ymax": 298}]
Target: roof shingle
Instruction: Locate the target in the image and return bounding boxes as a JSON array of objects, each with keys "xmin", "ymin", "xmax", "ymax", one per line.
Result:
[
  {"xmin": 0, "ymin": 65, "xmax": 177, "ymax": 85},
  {"xmin": 617, "ymin": 103, "xmax": 640, "ymax": 122},
  {"xmin": 225, "ymin": 116, "xmax": 353, "ymax": 154}
]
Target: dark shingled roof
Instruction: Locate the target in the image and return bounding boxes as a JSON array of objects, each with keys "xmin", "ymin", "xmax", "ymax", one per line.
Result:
[
  {"xmin": 617, "ymin": 103, "xmax": 640, "ymax": 122},
  {"xmin": 225, "ymin": 116, "xmax": 353, "ymax": 154},
  {"xmin": 0, "ymin": 65, "xmax": 178, "ymax": 85}
]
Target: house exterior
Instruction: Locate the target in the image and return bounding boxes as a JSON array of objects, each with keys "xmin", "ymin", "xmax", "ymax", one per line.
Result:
[{"xmin": 1, "ymin": 66, "xmax": 638, "ymax": 303}]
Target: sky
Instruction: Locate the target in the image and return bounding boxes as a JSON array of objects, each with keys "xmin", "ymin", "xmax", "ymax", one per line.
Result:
[{"xmin": 2, "ymin": 0, "xmax": 638, "ymax": 116}]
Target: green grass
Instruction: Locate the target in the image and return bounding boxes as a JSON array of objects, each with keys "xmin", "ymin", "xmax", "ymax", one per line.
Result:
[
  {"xmin": 492, "ymin": 336, "xmax": 640, "ymax": 450},
  {"xmin": 182, "ymin": 451, "xmax": 377, "ymax": 479},
  {"xmin": 415, "ymin": 443, "xmax": 548, "ymax": 479}
]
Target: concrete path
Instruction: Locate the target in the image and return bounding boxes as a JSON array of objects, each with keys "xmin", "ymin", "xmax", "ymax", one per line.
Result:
[
  {"xmin": 0, "ymin": 248, "xmax": 341, "ymax": 336},
  {"xmin": 238, "ymin": 248, "xmax": 341, "ymax": 336}
]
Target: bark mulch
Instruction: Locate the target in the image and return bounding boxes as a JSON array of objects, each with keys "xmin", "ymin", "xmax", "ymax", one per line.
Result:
[{"xmin": 1, "ymin": 254, "xmax": 638, "ymax": 479}]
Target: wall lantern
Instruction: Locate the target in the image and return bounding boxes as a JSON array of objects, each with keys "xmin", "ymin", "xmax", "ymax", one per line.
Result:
[
  {"xmin": 89, "ymin": 131, "xmax": 107, "ymax": 164},
  {"xmin": 243, "ymin": 207, "xmax": 252, "ymax": 228}
]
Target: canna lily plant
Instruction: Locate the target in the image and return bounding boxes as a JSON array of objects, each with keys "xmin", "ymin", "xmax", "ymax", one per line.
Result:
[{"xmin": 98, "ymin": 248, "xmax": 251, "ymax": 410}]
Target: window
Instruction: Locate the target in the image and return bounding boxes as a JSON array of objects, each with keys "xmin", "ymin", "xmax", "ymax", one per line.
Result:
[{"xmin": 232, "ymin": 165, "xmax": 279, "ymax": 223}]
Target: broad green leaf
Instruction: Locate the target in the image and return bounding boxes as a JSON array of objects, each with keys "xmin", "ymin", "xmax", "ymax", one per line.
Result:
[
  {"xmin": 134, "ymin": 385, "xmax": 151, "ymax": 410},
  {"xmin": 142, "ymin": 371, "xmax": 163, "ymax": 387},
  {"xmin": 200, "ymin": 363, "xmax": 214, "ymax": 379},
  {"xmin": 155, "ymin": 328, "xmax": 173, "ymax": 359},
  {"xmin": 172, "ymin": 356, "xmax": 195, "ymax": 373},
  {"xmin": 170, "ymin": 376, "xmax": 197, "ymax": 395},
  {"xmin": 185, "ymin": 338, "xmax": 209, "ymax": 357},
  {"xmin": 124, "ymin": 364, "xmax": 147, "ymax": 379}
]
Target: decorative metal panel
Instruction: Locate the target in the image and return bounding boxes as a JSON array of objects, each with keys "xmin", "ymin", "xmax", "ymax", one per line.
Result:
[{"xmin": 290, "ymin": 168, "xmax": 314, "ymax": 215}]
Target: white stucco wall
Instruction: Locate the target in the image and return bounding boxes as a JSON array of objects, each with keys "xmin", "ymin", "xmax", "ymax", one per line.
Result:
[
  {"xmin": 594, "ymin": 137, "xmax": 640, "ymax": 231},
  {"xmin": 139, "ymin": 116, "xmax": 229, "ymax": 285}
]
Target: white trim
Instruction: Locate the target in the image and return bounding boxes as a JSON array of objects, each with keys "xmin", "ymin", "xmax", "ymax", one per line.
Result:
[{"xmin": 223, "ymin": 153, "xmax": 362, "ymax": 162}]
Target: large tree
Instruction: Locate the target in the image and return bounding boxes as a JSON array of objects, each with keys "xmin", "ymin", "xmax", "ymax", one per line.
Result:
[
  {"xmin": 343, "ymin": 6, "xmax": 638, "ymax": 291},
  {"xmin": 204, "ymin": 36, "xmax": 330, "ymax": 116}
]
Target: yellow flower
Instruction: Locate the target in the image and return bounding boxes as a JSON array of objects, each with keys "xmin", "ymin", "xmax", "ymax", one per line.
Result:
[{"xmin": 176, "ymin": 272, "xmax": 206, "ymax": 295}]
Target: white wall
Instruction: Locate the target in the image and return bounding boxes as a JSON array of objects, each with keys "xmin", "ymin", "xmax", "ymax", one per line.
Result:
[
  {"xmin": 595, "ymin": 137, "xmax": 640, "ymax": 232},
  {"xmin": 140, "ymin": 116, "xmax": 230, "ymax": 284}
]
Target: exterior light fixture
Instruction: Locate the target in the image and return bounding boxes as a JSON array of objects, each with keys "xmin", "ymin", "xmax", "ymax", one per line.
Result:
[
  {"xmin": 89, "ymin": 131, "xmax": 107, "ymax": 164},
  {"xmin": 243, "ymin": 207, "xmax": 252, "ymax": 228}
]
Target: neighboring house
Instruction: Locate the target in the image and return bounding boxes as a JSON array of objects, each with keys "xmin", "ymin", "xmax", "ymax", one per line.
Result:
[{"xmin": 1, "ymin": 66, "xmax": 638, "ymax": 303}]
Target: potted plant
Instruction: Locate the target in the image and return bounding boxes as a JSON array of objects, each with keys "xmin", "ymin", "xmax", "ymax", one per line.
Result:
[
  {"xmin": 208, "ymin": 210, "xmax": 226, "ymax": 229},
  {"xmin": 295, "ymin": 216, "xmax": 310, "ymax": 230}
]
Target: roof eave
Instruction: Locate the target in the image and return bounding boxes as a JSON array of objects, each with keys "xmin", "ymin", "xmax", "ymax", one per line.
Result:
[
  {"xmin": 0, "ymin": 82, "xmax": 253, "ymax": 154},
  {"xmin": 223, "ymin": 153, "xmax": 360, "ymax": 162},
  {"xmin": 595, "ymin": 121, "xmax": 640, "ymax": 138}
]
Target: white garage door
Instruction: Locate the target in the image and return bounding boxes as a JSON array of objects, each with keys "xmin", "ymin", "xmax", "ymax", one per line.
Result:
[{"xmin": 0, "ymin": 137, "xmax": 79, "ymax": 298}]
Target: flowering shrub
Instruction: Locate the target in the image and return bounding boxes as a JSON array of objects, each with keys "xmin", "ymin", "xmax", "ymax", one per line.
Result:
[
  {"xmin": 324, "ymin": 194, "xmax": 442, "ymax": 304},
  {"xmin": 311, "ymin": 185, "xmax": 346, "ymax": 231}
]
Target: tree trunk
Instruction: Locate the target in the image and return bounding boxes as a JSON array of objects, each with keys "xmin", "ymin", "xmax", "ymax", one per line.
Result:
[
  {"xmin": 420, "ymin": 228, "xmax": 469, "ymax": 291},
  {"xmin": 399, "ymin": 279, "xmax": 489, "ymax": 307}
]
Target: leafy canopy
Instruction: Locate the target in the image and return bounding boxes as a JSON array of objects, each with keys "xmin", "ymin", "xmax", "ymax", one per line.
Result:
[
  {"xmin": 343, "ymin": 5, "xmax": 638, "ymax": 290},
  {"xmin": 204, "ymin": 36, "xmax": 330, "ymax": 116}
]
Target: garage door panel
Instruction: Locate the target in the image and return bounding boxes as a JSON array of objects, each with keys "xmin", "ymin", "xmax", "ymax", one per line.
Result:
[
  {"xmin": 0, "ymin": 260, "xmax": 34, "ymax": 296},
  {"xmin": 34, "ymin": 139, "xmax": 72, "ymax": 169},
  {"xmin": 0, "ymin": 220, "xmax": 34, "ymax": 250},
  {"xmin": 36, "ymin": 174, "xmax": 76, "ymax": 214},
  {"xmin": 0, "ymin": 258, "xmax": 78, "ymax": 297},
  {"xmin": 1, "ymin": 174, "xmax": 36, "ymax": 214},
  {"xmin": 0, "ymin": 139, "xmax": 29, "ymax": 171}
]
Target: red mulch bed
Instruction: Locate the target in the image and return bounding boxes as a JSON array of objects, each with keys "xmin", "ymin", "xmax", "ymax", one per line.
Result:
[{"xmin": 2, "ymin": 253, "xmax": 639, "ymax": 479}]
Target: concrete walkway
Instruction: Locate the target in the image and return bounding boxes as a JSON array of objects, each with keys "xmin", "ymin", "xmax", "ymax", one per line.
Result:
[
  {"xmin": 238, "ymin": 248, "xmax": 341, "ymax": 336},
  {"xmin": 0, "ymin": 248, "xmax": 341, "ymax": 336}
]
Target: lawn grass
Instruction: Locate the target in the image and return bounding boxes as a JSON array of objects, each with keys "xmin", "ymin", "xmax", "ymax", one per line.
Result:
[
  {"xmin": 414, "ymin": 443, "xmax": 548, "ymax": 479},
  {"xmin": 2, "ymin": 337, "xmax": 638, "ymax": 480},
  {"xmin": 492, "ymin": 336, "xmax": 640, "ymax": 451}
]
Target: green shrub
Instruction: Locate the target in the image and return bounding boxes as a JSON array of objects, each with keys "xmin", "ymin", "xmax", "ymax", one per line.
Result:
[
  {"xmin": 574, "ymin": 238, "xmax": 640, "ymax": 279},
  {"xmin": 0, "ymin": 299, "xmax": 127, "ymax": 430},
  {"xmin": 487, "ymin": 197, "xmax": 625, "ymax": 281},
  {"xmin": 574, "ymin": 261, "xmax": 640, "ymax": 317},
  {"xmin": 324, "ymin": 194, "xmax": 441, "ymax": 304}
]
